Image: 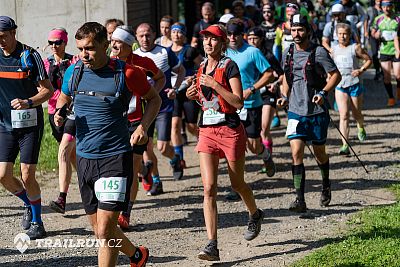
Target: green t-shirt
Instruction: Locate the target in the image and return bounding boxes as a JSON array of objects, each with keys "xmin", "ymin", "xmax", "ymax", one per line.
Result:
[{"xmin": 372, "ymin": 14, "xmax": 400, "ymax": 55}]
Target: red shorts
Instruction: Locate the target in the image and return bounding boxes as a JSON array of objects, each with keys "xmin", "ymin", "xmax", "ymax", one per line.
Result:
[{"xmin": 196, "ymin": 124, "xmax": 247, "ymax": 161}]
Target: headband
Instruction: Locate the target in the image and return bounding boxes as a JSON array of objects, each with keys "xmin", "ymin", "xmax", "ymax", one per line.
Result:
[
  {"xmin": 171, "ymin": 25, "xmax": 186, "ymax": 35},
  {"xmin": 48, "ymin": 29, "xmax": 68, "ymax": 45},
  {"xmin": 112, "ymin": 27, "xmax": 135, "ymax": 46}
]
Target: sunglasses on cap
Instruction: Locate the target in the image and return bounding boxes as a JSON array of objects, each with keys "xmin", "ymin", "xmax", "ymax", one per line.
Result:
[{"xmin": 48, "ymin": 40, "xmax": 63, "ymax": 46}]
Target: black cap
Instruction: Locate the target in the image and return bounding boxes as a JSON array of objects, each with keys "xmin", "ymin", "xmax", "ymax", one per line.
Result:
[
  {"xmin": 0, "ymin": 16, "xmax": 17, "ymax": 31},
  {"xmin": 247, "ymin": 27, "xmax": 264, "ymax": 38},
  {"xmin": 290, "ymin": 13, "xmax": 309, "ymax": 29}
]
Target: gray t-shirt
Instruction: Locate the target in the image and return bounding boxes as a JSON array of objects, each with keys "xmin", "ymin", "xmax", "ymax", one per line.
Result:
[{"xmin": 282, "ymin": 44, "xmax": 337, "ymax": 116}]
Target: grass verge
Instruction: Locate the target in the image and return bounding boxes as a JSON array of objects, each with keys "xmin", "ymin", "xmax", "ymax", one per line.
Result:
[{"xmin": 292, "ymin": 183, "xmax": 400, "ymax": 267}]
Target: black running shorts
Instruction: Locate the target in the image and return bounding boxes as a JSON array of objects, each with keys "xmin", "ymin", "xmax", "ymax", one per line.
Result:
[{"xmin": 77, "ymin": 151, "xmax": 133, "ymax": 215}]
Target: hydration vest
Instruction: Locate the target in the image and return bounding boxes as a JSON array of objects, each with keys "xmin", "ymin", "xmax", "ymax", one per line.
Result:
[
  {"xmin": 68, "ymin": 58, "xmax": 129, "ymax": 108},
  {"xmin": 284, "ymin": 43, "xmax": 327, "ymax": 90},
  {"xmin": 0, "ymin": 44, "xmax": 34, "ymax": 79},
  {"xmin": 196, "ymin": 57, "xmax": 236, "ymax": 114}
]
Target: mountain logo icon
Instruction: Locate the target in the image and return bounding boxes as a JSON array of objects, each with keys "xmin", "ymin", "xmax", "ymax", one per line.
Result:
[{"xmin": 14, "ymin": 233, "xmax": 30, "ymax": 253}]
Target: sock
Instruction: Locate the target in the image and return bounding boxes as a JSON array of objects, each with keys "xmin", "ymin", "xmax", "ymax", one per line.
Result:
[
  {"xmin": 152, "ymin": 174, "xmax": 160, "ymax": 183},
  {"xmin": 130, "ymin": 247, "xmax": 143, "ymax": 263},
  {"xmin": 122, "ymin": 201, "xmax": 134, "ymax": 217},
  {"xmin": 318, "ymin": 160, "xmax": 330, "ymax": 188},
  {"xmin": 14, "ymin": 189, "xmax": 31, "ymax": 207},
  {"xmin": 59, "ymin": 192, "xmax": 67, "ymax": 202},
  {"xmin": 174, "ymin": 145, "xmax": 184, "ymax": 161},
  {"xmin": 384, "ymin": 83, "xmax": 394, "ymax": 98},
  {"xmin": 292, "ymin": 164, "xmax": 305, "ymax": 201},
  {"xmin": 262, "ymin": 140, "xmax": 273, "ymax": 154},
  {"xmin": 28, "ymin": 195, "xmax": 42, "ymax": 224}
]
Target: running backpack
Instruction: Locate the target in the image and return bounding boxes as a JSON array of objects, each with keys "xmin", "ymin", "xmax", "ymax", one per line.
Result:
[
  {"xmin": 68, "ymin": 59, "xmax": 129, "ymax": 108},
  {"xmin": 284, "ymin": 43, "xmax": 327, "ymax": 90}
]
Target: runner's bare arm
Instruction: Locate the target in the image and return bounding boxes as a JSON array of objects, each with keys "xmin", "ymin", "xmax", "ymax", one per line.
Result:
[
  {"xmin": 54, "ymin": 92, "xmax": 72, "ymax": 127},
  {"xmin": 131, "ymin": 85, "xmax": 161, "ymax": 146},
  {"xmin": 352, "ymin": 44, "xmax": 372, "ymax": 77},
  {"xmin": 152, "ymin": 69, "xmax": 166, "ymax": 93},
  {"xmin": 10, "ymin": 79, "xmax": 54, "ymax": 110}
]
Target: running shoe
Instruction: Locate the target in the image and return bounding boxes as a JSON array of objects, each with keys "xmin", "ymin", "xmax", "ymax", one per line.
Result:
[
  {"xmin": 225, "ymin": 190, "xmax": 240, "ymax": 201},
  {"xmin": 139, "ymin": 161, "xmax": 153, "ymax": 192},
  {"xmin": 339, "ymin": 144, "xmax": 350, "ymax": 156},
  {"xmin": 271, "ymin": 116, "xmax": 281, "ymax": 128},
  {"xmin": 170, "ymin": 154, "xmax": 184, "ymax": 180},
  {"xmin": 21, "ymin": 205, "xmax": 32, "ymax": 230},
  {"xmin": 130, "ymin": 246, "xmax": 149, "ymax": 267},
  {"xmin": 289, "ymin": 198, "xmax": 307, "ymax": 213},
  {"xmin": 320, "ymin": 186, "xmax": 332, "ymax": 207},
  {"xmin": 262, "ymin": 149, "xmax": 276, "ymax": 177},
  {"xmin": 357, "ymin": 127, "xmax": 366, "ymax": 142},
  {"xmin": 49, "ymin": 197, "xmax": 66, "ymax": 214},
  {"xmin": 387, "ymin": 98, "xmax": 396, "ymax": 107},
  {"xmin": 147, "ymin": 181, "xmax": 163, "ymax": 196},
  {"xmin": 198, "ymin": 242, "xmax": 220, "ymax": 261},
  {"xmin": 118, "ymin": 213, "xmax": 130, "ymax": 231},
  {"xmin": 26, "ymin": 222, "xmax": 46, "ymax": 240},
  {"xmin": 244, "ymin": 209, "xmax": 264, "ymax": 241}
]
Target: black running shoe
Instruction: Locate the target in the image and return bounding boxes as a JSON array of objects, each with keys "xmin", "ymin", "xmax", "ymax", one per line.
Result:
[
  {"xmin": 170, "ymin": 155, "xmax": 184, "ymax": 180},
  {"xmin": 146, "ymin": 181, "xmax": 164, "ymax": 196},
  {"xmin": 262, "ymin": 148, "xmax": 276, "ymax": 177},
  {"xmin": 26, "ymin": 222, "xmax": 46, "ymax": 240},
  {"xmin": 198, "ymin": 242, "xmax": 220, "ymax": 261},
  {"xmin": 289, "ymin": 198, "xmax": 307, "ymax": 213},
  {"xmin": 244, "ymin": 209, "xmax": 264, "ymax": 241},
  {"xmin": 320, "ymin": 186, "xmax": 332, "ymax": 207},
  {"xmin": 49, "ymin": 197, "xmax": 66, "ymax": 214},
  {"xmin": 21, "ymin": 205, "xmax": 32, "ymax": 230}
]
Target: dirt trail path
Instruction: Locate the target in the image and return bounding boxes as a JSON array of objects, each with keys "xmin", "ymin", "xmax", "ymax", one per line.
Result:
[{"xmin": 0, "ymin": 70, "xmax": 399, "ymax": 267}]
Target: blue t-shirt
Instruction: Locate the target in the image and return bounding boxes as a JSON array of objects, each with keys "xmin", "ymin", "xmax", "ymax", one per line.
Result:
[
  {"xmin": 226, "ymin": 43, "xmax": 271, "ymax": 109},
  {"xmin": 0, "ymin": 42, "xmax": 48, "ymax": 131},
  {"xmin": 62, "ymin": 63, "xmax": 131, "ymax": 159},
  {"xmin": 134, "ymin": 45, "xmax": 180, "ymax": 113}
]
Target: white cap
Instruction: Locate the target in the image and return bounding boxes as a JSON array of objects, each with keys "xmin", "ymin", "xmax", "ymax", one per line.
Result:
[
  {"xmin": 331, "ymin": 4, "xmax": 344, "ymax": 14},
  {"xmin": 112, "ymin": 26, "xmax": 135, "ymax": 46},
  {"xmin": 219, "ymin": 13, "xmax": 234, "ymax": 24},
  {"xmin": 245, "ymin": 0, "xmax": 256, "ymax": 7}
]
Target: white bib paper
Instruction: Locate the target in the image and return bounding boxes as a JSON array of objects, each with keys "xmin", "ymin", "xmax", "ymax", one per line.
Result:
[
  {"xmin": 382, "ymin": 30, "xmax": 396, "ymax": 41},
  {"xmin": 94, "ymin": 177, "xmax": 127, "ymax": 202},
  {"xmin": 203, "ymin": 108, "xmax": 225, "ymax": 125},
  {"xmin": 286, "ymin": 119, "xmax": 299, "ymax": 136},
  {"xmin": 128, "ymin": 95, "xmax": 137, "ymax": 114},
  {"xmin": 11, "ymin": 108, "xmax": 37, "ymax": 128},
  {"xmin": 236, "ymin": 108, "xmax": 248, "ymax": 121}
]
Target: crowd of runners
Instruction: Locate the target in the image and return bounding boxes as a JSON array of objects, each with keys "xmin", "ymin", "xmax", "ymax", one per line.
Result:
[{"xmin": 0, "ymin": 0, "xmax": 399, "ymax": 266}]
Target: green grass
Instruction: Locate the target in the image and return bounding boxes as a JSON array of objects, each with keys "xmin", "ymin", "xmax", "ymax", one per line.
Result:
[
  {"xmin": 14, "ymin": 108, "xmax": 59, "ymax": 174},
  {"xmin": 293, "ymin": 183, "xmax": 400, "ymax": 267}
]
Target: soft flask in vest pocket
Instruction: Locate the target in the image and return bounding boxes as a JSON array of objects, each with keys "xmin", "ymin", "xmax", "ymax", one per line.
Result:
[{"xmin": 20, "ymin": 48, "xmax": 34, "ymax": 72}]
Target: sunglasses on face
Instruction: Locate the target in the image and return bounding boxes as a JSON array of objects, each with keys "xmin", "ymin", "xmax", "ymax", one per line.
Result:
[
  {"xmin": 48, "ymin": 40, "xmax": 63, "ymax": 46},
  {"xmin": 263, "ymin": 10, "xmax": 273, "ymax": 13}
]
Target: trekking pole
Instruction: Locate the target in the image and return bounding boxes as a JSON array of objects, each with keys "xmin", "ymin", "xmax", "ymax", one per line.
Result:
[{"xmin": 328, "ymin": 113, "xmax": 369, "ymax": 174}]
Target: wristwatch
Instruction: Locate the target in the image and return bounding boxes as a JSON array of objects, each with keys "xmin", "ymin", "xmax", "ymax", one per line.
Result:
[
  {"xmin": 250, "ymin": 86, "xmax": 256, "ymax": 94},
  {"xmin": 27, "ymin": 99, "xmax": 33, "ymax": 108}
]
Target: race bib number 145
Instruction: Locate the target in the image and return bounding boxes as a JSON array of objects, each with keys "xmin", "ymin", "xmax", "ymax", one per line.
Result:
[{"xmin": 94, "ymin": 177, "xmax": 127, "ymax": 202}]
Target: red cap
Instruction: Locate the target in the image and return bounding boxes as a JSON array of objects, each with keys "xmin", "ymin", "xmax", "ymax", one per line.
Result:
[{"xmin": 199, "ymin": 25, "xmax": 227, "ymax": 41}]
